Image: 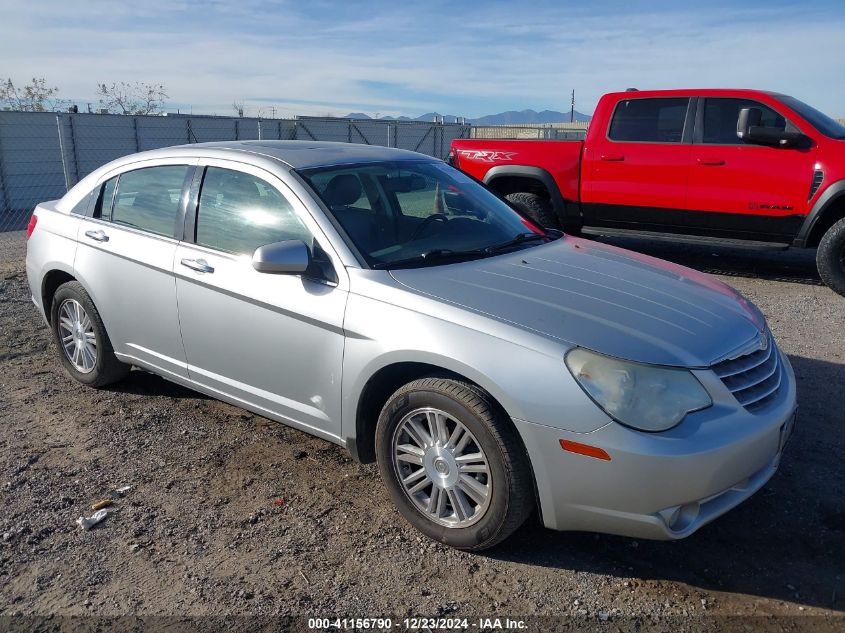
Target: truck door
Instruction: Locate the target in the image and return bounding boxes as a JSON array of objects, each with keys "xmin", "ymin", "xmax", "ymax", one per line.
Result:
[
  {"xmin": 582, "ymin": 96, "xmax": 693, "ymax": 230},
  {"xmin": 686, "ymin": 97, "xmax": 816, "ymax": 242}
]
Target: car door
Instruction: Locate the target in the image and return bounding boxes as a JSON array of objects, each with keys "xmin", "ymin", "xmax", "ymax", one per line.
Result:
[
  {"xmin": 686, "ymin": 97, "xmax": 817, "ymax": 241},
  {"xmin": 174, "ymin": 159, "xmax": 348, "ymax": 440},
  {"xmin": 74, "ymin": 160, "xmax": 197, "ymax": 378},
  {"xmin": 582, "ymin": 96, "xmax": 693, "ymax": 229}
]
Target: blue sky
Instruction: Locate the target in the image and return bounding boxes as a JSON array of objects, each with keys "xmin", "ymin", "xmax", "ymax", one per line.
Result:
[{"xmin": 1, "ymin": 0, "xmax": 844, "ymax": 118}]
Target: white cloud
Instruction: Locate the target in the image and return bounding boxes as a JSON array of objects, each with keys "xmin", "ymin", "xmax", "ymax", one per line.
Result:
[{"xmin": 0, "ymin": 0, "xmax": 843, "ymax": 117}]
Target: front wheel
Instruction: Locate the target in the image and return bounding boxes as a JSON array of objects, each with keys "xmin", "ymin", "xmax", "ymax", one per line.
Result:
[
  {"xmin": 816, "ymin": 216, "xmax": 845, "ymax": 298},
  {"xmin": 375, "ymin": 377, "xmax": 534, "ymax": 551}
]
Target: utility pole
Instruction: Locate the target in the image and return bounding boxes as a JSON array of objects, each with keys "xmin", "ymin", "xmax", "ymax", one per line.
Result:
[{"xmin": 570, "ymin": 89, "xmax": 575, "ymax": 123}]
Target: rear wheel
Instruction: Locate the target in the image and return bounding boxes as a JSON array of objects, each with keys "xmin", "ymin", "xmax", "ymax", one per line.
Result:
[
  {"xmin": 51, "ymin": 281, "xmax": 130, "ymax": 387},
  {"xmin": 375, "ymin": 377, "xmax": 534, "ymax": 551},
  {"xmin": 816, "ymin": 217, "xmax": 845, "ymax": 297},
  {"xmin": 505, "ymin": 192, "xmax": 559, "ymax": 229}
]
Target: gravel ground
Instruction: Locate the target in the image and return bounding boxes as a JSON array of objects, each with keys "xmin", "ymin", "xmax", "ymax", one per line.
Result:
[{"xmin": 0, "ymin": 235, "xmax": 843, "ymax": 631}]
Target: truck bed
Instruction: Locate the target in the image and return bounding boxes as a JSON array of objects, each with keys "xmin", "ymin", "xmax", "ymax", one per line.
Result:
[{"xmin": 450, "ymin": 139, "xmax": 583, "ymax": 202}]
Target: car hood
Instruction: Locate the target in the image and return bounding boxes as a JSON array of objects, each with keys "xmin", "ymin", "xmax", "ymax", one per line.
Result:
[{"xmin": 389, "ymin": 236, "xmax": 766, "ymax": 367}]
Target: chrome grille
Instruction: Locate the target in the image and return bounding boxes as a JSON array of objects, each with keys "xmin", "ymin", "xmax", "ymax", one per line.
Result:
[
  {"xmin": 808, "ymin": 169, "xmax": 824, "ymax": 201},
  {"xmin": 712, "ymin": 334, "xmax": 782, "ymax": 412}
]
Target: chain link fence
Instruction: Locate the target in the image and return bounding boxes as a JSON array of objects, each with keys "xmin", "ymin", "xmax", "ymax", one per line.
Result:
[{"xmin": 0, "ymin": 111, "xmax": 584, "ymax": 267}]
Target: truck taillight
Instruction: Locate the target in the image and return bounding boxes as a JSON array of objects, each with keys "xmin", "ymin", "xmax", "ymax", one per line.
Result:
[{"xmin": 26, "ymin": 214, "xmax": 38, "ymax": 240}]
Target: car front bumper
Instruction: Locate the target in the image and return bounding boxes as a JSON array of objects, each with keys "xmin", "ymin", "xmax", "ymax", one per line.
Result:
[{"xmin": 514, "ymin": 349, "xmax": 797, "ymax": 540}]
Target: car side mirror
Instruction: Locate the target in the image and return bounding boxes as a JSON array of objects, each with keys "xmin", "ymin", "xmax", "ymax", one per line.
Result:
[
  {"xmin": 737, "ymin": 107, "xmax": 806, "ymax": 148},
  {"xmin": 252, "ymin": 240, "xmax": 311, "ymax": 274}
]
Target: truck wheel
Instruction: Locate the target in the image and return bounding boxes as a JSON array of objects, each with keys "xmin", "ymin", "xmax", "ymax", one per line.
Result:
[
  {"xmin": 375, "ymin": 377, "xmax": 534, "ymax": 551},
  {"xmin": 51, "ymin": 281, "xmax": 130, "ymax": 387},
  {"xmin": 816, "ymin": 217, "xmax": 845, "ymax": 297},
  {"xmin": 505, "ymin": 192, "xmax": 559, "ymax": 229}
]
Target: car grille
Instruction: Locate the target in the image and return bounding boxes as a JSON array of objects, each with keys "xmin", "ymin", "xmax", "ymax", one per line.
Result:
[{"xmin": 712, "ymin": 334, "xmax": 782, "ymax": 412}]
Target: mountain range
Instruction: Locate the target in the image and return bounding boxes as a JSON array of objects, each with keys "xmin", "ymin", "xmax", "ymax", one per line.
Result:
[{"xmin": 344, "ymin": 108, "xmax": 592, "ymax": 125}]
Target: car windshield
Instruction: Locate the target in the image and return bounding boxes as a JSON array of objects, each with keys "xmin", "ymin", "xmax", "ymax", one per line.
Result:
[
  {"xmin": 778, "ymin": 95, "xmax": 845, "ymax": 140},
  {"xmin": 299, "ymin": 160, "xmax": 553, "ymax": 269}
]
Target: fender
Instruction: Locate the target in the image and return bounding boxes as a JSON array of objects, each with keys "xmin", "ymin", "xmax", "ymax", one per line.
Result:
[
  {"xmin": 39, "ymin": 262, "xmax": 107, "ymax": 328},
  {"xmin": 35, "ymin": 261, "xmax": 77, "ymax": 320},
  {"xmin": 794, "ymin": 180, "xmax": 845, "ymax": 247},
  {"xmin": 482, "ymin": 165, "xmax": 580, "ymax": 227},
  {"xmin": 344, "ymin": 348, "xmax": 527, "ymax": 452}
]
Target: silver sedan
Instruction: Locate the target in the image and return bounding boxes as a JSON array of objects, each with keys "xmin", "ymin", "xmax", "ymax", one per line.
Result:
[{"xmin": 25, "ymin": 141, "xmax": 797, "ymax": 550}]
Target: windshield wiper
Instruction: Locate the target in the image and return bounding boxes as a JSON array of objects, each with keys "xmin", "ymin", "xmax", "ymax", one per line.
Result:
[
  {"xmin": 483, "ymin": 232, "xmax": 549, "ymax": 254},
  {"xmin": 372, "ymin": 248, "xmax": 487, "ymax": 270},
  {"xmin": 373, "ymin": 233, "xmax": 552, "ymax": 270}
]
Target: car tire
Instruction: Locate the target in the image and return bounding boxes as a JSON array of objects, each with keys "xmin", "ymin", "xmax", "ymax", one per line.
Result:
[
  {"xmin": 50, "ymin": 281, "xmax": 130, "ymax": 387},
  {"xmin": 375, "ymin": 377, "xmax": 534, "ymax": 551},
  {"xmin": 816, "ymin": 216, "xmax": 845, "ymax": 298},
  {"xmin": 505, "ymin": 192, "xmax": 559, "ymax": 229}
]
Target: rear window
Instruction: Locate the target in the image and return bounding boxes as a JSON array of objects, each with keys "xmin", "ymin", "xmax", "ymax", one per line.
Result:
[{"xmin": 608, "ymin": 98, "xmax": 690, "ymax": 143}]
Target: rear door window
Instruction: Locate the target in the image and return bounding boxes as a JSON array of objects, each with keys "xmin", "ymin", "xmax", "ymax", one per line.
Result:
[
  {"xmin": 110, "ymin": 166, "xmax": 191, "ymax": 237},
  {"xmin": 608, "ymin": 97, "xmax": 690, "ymax": 143}
]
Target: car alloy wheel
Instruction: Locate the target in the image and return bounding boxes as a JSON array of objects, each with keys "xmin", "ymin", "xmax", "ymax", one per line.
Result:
[
  {"xmin": 57, "ymin": 298, "xmax": 98, "ymax": 373},
  {"xmin": 391, "ymin": 407, "xmax": 492, "ymax": 528}
]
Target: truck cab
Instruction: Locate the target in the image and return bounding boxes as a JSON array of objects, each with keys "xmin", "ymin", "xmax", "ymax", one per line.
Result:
[{"xmin": 451, "ymin": 89, "xmax": 845, "ymax": 296}]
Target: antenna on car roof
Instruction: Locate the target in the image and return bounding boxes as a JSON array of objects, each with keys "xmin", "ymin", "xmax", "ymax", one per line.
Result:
[{"xmin": 625, "ymin": 88, "xmax": 639, "ymax": 92}]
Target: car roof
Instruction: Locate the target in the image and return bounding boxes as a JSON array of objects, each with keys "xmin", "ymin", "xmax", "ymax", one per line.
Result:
[
  {"xmin": 603, "ymin": 88, "xmax": 784, "ymax": 100},
  {"xmin": 167, "ymin": 140, "xmax": 436, "ymax": 170}
]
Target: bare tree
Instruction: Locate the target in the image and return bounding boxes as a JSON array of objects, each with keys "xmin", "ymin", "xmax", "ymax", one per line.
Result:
[
  {"xmin": 232, "ymin": 101, "xmax": 245, "ymax": 118},
  {"xmin": 96, "ymin": 81, "xmax": 168, "ymax": 115},
  {"xmin": 0, "ymin": 77, "xmax": 67, "ymax": 112}
]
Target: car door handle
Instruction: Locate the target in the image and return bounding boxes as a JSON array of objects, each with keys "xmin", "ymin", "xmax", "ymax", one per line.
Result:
[
  {"xmin": 180, "ymin": 258, "xmax": 214, "ymax": 274},
  {"xmin": 600, "ymin": 154, "xmax": 625, "ymax": 162},
  {"xmin": 84, "ymin": 229, "xmax": 109, "ymax": 242},
  {"xmin": 697, "ymin": 158, "xmax": 725, "ymax": 166}
]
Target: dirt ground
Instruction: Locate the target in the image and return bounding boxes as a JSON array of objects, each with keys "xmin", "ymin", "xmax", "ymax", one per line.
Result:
[{"xmin": 0, "ymin": 234, "xmax": 843, "ymax": 631}]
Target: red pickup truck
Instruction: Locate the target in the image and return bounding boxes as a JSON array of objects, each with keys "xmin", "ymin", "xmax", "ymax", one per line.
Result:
[{"xmin": 450, "ymin": 89, "xmax": 845, "ymax": 296}]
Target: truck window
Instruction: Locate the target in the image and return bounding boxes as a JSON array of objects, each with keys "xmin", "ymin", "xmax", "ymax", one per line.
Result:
[
  {"xmin": 608, "ymin": 98, "xmax": 689, "ymax": 143},
  {"xmin": 702, "ymin": 98, "xmax": 788, "ymax": 144}
]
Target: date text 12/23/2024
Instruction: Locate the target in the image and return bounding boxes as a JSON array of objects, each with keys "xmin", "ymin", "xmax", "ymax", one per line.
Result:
[{"xmin": 308, "ymin": 617, "xmax": 528, "ymax": 630}]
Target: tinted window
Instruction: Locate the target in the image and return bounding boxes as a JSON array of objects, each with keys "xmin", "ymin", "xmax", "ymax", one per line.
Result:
[
  {"xmin": 196, "ymin": 167, "xmax": 311, "ymax": 255},
  {"xmin": 703, "ymin": 98, "xmax": 788, "ymax": 144},
  {"xmin": 111, "ymin": 166, "xmax": 190, "ymax": 236},
  {"xmin": 94, "ymin": 176, "xmax": 118, "ymax": 220},
  {"xmin": 778, "ymin": 95, "xmax": 845, "ymax": 140},
  {"xmin": 71, "ymin": 188, "xmax": 96, "ymax": 216},
  {"xmin": 608, "ymin": 98, "xmax": 690, "ymax": 143}
]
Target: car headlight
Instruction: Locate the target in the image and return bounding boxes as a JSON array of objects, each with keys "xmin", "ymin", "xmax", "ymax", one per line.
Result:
[{"xmin": 565, "ymin": 348, "xmax": 712, "ymax": 432}]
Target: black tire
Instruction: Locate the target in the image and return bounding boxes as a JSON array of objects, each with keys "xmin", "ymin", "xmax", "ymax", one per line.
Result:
[
  {"xmin": 50, "ymin": 281, "xmax": 130, "ymax": 387},
  {"xmin": 375, "ymin": 377, "xmax": 534, "ymax": 551},
  {"xmin": 816, "ymin": 217, "xmax": 845, "ymax": 298},
  {"xmin": 505, "ymin": 192, "xmax": 559, "ymax": 229}
]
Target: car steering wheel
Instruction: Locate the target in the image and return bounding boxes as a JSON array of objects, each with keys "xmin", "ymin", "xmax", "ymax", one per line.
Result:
[{"xmin": 409, "ymin": 214, "xmax": 448, "ymax": 241}]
